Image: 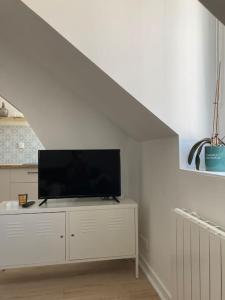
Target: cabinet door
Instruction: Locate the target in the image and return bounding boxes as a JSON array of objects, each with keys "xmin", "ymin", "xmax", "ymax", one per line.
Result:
[
  {"xmin": 0, "ymin": 213, "xmax": 65, "ymax": 267},
  {"xmin": 10, "ymin": 182, "xmax": 38, "ymax": 201},
  {"xmin": 10, "ymin": 169, "xmax": 38, "ymax": 183},
  {"xmin": 69, "ymin": 208, "xmax": 135, "ymax": 260},
  {"xmin": 0, "ymin": 170, "xmax": 10, "ymax": 202}
]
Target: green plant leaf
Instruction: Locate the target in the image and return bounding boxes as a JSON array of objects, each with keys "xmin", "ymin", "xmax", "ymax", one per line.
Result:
[
  {"xmin": 195, "ymin": 141, "xmax": 211, "ymax": 170},
  {"xmin": 195, "ymin": 153, "xmax": 201, "ymax": 170},
  {"xmin": 188, "ymin": 138, "xmax": 211, "ymax": 165}
]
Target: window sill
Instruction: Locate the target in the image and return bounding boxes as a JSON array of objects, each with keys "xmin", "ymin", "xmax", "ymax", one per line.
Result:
[{"xmin": 180, "ymin": 168, "xmax": 225, "ymax": 178}]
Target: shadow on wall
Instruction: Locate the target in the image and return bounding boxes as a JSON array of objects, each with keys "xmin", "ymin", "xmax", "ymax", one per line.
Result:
[{"xmin": 0, "ymin": 97, "xmax": 44, "ymax": 164}]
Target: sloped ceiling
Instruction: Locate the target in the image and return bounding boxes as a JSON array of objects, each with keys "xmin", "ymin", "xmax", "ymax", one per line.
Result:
[
  {"xmin": 199, "ymin": 0, "xmax": 225, "ymax": 25},
  {"xmin": 0, "ymin": 0, "xmax": 176, "ymax": 141}
]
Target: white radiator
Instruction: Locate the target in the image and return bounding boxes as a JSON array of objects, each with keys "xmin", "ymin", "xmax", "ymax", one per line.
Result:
[{"xmin": 174, "ymin": 208, "xmax": 225, "ymax": 300}]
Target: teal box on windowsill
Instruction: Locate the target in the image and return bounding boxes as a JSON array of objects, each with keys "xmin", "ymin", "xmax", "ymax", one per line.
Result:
[{"xmin": 205, "ymin": 146, "xmax": 225, "ymax": 172}]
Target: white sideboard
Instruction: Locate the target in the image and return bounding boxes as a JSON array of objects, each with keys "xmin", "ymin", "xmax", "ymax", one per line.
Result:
[{"xmin": 0, "ymin": 199, "xmax": 138, "ymax": 277}]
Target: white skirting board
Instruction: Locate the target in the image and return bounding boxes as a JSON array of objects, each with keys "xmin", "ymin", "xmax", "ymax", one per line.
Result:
[{"xmin": 139, "ymin": 254, "xmax": 172, "ymax": 300}]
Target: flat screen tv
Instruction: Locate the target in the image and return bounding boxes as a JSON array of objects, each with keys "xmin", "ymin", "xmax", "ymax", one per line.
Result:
[{"xmin": 38, "ymin": 149, "xmax": 121, "ymax": 205}]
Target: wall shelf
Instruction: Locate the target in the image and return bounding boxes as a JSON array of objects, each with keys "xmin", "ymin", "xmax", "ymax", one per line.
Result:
[{"xmin": 0, "ymin": 117, "xmax": 28, "ymax": 126}]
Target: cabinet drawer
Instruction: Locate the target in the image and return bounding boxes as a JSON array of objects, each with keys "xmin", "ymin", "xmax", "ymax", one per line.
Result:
[{"xmin": 10, "ymin": 169, "xmax": 38, "ymax": 183}]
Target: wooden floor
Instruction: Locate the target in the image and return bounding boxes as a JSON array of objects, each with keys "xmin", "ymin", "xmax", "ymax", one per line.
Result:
[{"xmin": 0, "ymin": 260, "xmax": 160, "ymax": 300}]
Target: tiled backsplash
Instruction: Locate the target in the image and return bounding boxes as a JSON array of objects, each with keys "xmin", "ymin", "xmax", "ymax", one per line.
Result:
[{"xmin": 0, "ymin": 125, "xmax": 44, "ymax": 164}]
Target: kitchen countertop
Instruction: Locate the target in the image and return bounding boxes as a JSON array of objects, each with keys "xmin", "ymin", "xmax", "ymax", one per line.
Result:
[{"xmin": 0, "ymin": 164, "xmax": 38, "ymax": 169}]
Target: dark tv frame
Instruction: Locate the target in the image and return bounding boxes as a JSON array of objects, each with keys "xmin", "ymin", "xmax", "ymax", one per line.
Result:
[{"xmin": 38, "ymin": 149, "xmax": 121, "ymax": 206}]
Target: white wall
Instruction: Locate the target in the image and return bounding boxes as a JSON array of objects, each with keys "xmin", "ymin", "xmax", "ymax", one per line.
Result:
[
  {"xmin": 218, "ymin": 24, "xmax": 225, "ymax": 139},
  {"xmin": 3, "ymin": 1, "xmax": 222, "ymax": 298},
  {"xmin": 164, "ymin": 0, "xmax": 216, "ymax": 168},
  {"xmin": 141, "ymin": 138, "xmax": 179, "ymax": 298},
  {"xmin": 22, "ymin": 0, "xmax": 220, "ymax": 298},
  {"xmin": 21, "ymin": 0, "xmax": 167, "ymax": 130},
  {"xmin": 22, "ymin": 0, "xmax": 216, "ymax": 168},
  {"xmin": 141, "ymin": 137, "xmax": 225, "ymax": 298},
  {"xmin": 0, "ymin": 0, "xmax": 175, "ymax": 142},
  {"xmin": 139, "ymin": 1, "xmax": 219, "ymax": 297},
  {"xmin": 0, "ymin": 36, "xmax": 141, "ymax": 201}
]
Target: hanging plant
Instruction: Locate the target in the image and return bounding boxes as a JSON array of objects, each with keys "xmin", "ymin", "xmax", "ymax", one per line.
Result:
[{"xmin": 188, "ymin": 62, "xmax": 225, "ymax": 171}]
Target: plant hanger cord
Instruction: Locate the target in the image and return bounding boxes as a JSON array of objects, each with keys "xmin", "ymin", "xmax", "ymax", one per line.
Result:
[{"xmin": 212, "ymin": 61, "xmax": 221, "ymax": 145}]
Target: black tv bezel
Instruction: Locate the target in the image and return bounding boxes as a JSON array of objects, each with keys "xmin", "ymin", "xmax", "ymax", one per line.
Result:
[{"xmin": 38, "ymin": 149, "xmax": 121, "ymax": 200}]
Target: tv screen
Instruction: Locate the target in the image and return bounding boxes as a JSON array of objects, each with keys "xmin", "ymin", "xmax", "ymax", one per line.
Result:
[{"xmin": 38, "ymin": 149, "xmax": 121, "ymax": 199}]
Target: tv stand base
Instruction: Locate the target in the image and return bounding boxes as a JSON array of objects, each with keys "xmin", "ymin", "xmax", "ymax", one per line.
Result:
[
  {"xmin": 112, "ymin": 196, "xmax": 120, "ymax": 203},
  {"xmin": 39, "ymin": 198, "xmax": 48, "ymax": 206}
]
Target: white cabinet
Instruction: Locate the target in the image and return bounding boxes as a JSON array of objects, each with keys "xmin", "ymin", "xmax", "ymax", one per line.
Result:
[
  {"xmin": 68, "ymin": 208, "xmax": 135, "ymax": 260},
  {"xmin": 0, "ymin": 212, "xmax": 65, "ymax": 267},
  {"xmin": 0, "ymin": 199, "xmax": 138, "ymax": 277},
  {"xmin": 9, "ymin": 168, "xmax": 38, "ymax": 201},
  {"xmin": 10, "ymin": 169, "xmax": 38, "ymax": 183},
  {"xmin": 0, "ymin": 168, "xmax": 38, "ymax": 202},
  {"xmin": 0, "ymin": 170, "xmax": 10, "ymax": 202}
]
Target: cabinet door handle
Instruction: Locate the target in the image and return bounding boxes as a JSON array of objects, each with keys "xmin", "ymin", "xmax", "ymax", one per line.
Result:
[
  {"xmin": 60, "ymin": 235, "xmax": 64, "ymax": 239},
  {"xmin": 27, "ymin": 171, "xmax": 38, "ymax": 175},
  {"xmin": 71, "ymin": 234, "xmax": 75, "ymax": 237}
]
